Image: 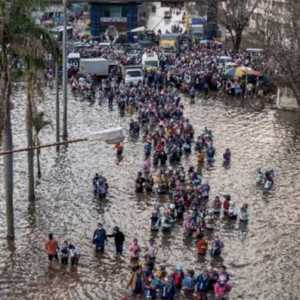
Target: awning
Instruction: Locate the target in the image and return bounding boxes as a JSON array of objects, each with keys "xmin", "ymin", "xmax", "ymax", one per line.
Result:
[{"xmin": 130, "ymin": 26, "xmax": 146, "ymax": 33}]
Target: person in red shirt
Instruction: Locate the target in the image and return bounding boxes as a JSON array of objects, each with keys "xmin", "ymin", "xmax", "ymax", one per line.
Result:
[
  {"xmin": 196, "ymin": 233, "xmax": 208, "ymax": 256},
  {"xmin": 223, "ymin": 195, "xmax": 230, "ymax": 217},
  {"xmin": 45, "ymin": 233, "xmax": 58, "ymax": 264},
  {"xmin": 114, "ymin": 142, "xmax": 124, "ymax": 162}
]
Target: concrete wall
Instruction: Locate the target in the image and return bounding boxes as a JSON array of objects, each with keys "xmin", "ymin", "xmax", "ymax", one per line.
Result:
[{"xmin": 276, "ymin": 88, "xmax": 299, "ymax": 111}]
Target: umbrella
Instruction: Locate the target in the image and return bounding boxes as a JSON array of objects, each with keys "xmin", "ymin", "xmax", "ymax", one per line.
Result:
[
  {"xmin": 226, "ymin": 66, "xmax": 261, "ymax": 78},
  {"xmin": 225, "ymin": 67, "xmax": 236, "ymax": 78}
]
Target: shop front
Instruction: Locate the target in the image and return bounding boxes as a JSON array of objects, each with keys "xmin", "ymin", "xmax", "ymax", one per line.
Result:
[{"xmin": 90, "ymin": 1, "xmax": 142, "ymax": 37}]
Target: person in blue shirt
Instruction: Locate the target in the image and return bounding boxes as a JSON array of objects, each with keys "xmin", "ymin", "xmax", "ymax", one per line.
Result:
[
  {"xmin": 92, "ymin": 223, "xmax": 107, "ymax": 252},
  {"xmin": 195, "ymin": 270, "xmax": 210, "ymax": 300},
  {"xmin": 160, "ymin": 275, "xmax": 176, "ymax": 300},
  {"xmin": 182, "ymin": 269, "xmax": 195, "ymax": 296}
]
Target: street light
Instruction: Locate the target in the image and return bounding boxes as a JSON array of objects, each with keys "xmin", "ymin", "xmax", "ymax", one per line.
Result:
[
  {"xmin": 0, "ymin": 127, "xmax": 126, "ymax": 156},
  {"xmin": 0, "ymin": 126, "xmax": 125, "ymax": 240},
  {"xmin": 62, "ymin": 0, "xmax": 68, "ymax": 142}
]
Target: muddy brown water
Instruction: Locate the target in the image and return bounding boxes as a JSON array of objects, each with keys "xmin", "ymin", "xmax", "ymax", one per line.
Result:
[{"xmin": 1, "ymin": 88, "xmax": 300, "ymax": 300}]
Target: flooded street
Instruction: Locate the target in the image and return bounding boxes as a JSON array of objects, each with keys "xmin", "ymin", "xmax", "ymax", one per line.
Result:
[{"xmin": 0, "ymin": 85, "xmax": 300, "ymax": 300}]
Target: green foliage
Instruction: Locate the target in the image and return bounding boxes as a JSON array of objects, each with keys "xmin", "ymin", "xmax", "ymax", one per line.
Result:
[{"xmin": 0, "ymin": 0, "xmax": 59, "ymax": 138}]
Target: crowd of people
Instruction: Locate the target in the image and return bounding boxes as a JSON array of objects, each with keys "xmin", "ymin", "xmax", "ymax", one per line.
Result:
[
  {"xmin": 41, "ymin": 9, "xmax": 272, "ymax": 300},
  {"xmin": 45, "ymin": 233, "xmax": 81, "ymax": 267},
  {"xmin": 63, "ymin": 36, "xmax": 267, "ymax": 108}
]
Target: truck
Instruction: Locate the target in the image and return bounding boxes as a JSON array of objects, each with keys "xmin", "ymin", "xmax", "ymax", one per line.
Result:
[
  {"xmin": 122, "ymin": 65, "xmax": 143, "ymax": 86},
  {"xmin": 79, "ymin": 58, "xmax": 117, "ymax": 76},
  {"xmin": 190, "ymin": 24, "xmax": 204, "ymax": 41},
  {"xmin": 159, "ymin": 34, "xmax": 180, "ymax": 53},
  {"xmin": 142, "ymin": 52, "xmax": 159, "ymax": 71},
  {"xmin": 191, "ymin": 16, "xmax": 206, "ymax": 25}
]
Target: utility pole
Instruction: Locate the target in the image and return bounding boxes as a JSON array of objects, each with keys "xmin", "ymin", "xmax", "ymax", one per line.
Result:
[
  {"xmin": 62, "ymin": 0, "xmax": 68, "ymax": 142},
  {"xmin": 1, "ymin": 0, "xmax": 14, "ymax": 240},
  {"xmin": 55, "ymin": 62, "xmax": 60, "ymax": 152}
]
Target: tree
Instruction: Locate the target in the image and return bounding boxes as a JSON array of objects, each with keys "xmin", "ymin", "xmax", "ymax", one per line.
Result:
[
  {"xmin": 0, "ymin": 0, "xmax": 58, "ymax": 237},
  {"xmin": 259, "ymin": 0, "xmax": 300, "ymax": 105},
  {"xmin": 0, "ymin": 0, "xmax": 21, "ymax": 239},
  {"xmin": 221, "ymin": 0, "xmax": 260, "ymax": 52},
  {"xmin": 21, "ymin": 20, "xmax": 59, "ymax": 202}
]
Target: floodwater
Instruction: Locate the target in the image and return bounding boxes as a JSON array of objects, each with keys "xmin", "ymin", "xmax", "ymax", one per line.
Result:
[{"xmin": 1, "ymin": 85, "xmax": 300, "ymax": 300}]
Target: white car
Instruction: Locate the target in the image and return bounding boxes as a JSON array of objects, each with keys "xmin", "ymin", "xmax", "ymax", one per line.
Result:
[{"xmin": 124, "ymin": 68, "xmax": 143, "ymax": 86}]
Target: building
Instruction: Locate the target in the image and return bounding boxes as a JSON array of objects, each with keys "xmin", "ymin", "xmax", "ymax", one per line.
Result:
[
  {"xmin": 161, "ymin": 0, "xmax": 185, "ymax": 8},
  {"xmin": 89, "ymin": 0, "xmax": 143, "ymax": 37},
  {"xmin": 249, "ymin": 0, "xmax": 289, "ymax": 33}
]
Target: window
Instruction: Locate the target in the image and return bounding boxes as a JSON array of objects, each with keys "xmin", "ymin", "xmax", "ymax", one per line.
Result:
[
  {"xmin": 122, "ymin": 7, "xmax": 128, "ymax": 17},
  {"xmin": 110, "ymin": 6, "xmax": 121, "ymax": 17}
]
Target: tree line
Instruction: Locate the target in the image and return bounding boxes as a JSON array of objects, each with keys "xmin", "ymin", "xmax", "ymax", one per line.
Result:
[{"xmin": 204, "ymin": 0, "xmax": 300, "ymax": 104}]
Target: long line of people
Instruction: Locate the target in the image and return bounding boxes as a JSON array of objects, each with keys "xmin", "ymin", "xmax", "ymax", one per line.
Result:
[{"xmin": 40, "ymin": 9, "xmax": 274, "ymax": 300}]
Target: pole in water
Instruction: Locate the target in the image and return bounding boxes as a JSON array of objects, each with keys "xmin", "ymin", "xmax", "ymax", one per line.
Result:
[
  {"xmin": 62, "ymin": 0, "xmax": 68, "ymax": 143},
  {"xmin": 55, "ymin": 62, "xmax": 60, "ymax": 152}
]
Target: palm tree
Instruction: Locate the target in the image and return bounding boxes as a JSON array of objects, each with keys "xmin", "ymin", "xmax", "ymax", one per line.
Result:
[
  {"xmin": 0, "ymin": 0, "xmax": 59, "ymax": 236},
  {"xmin": 32, "ymin": 109, "xmax": 52, "ymax": 180},
  {"xmin": 22, "ymin": 24, "xmax": 59, "ymax": 202}
]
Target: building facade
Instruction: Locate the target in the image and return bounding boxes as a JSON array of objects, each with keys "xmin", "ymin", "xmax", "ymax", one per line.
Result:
[
  {"xmin": 249, "ymin": 0, "xmax": 289, "ymax": 32},
  {"xmin": 90, "ymin": 0, "xmax": 142, "ymax": 36}
]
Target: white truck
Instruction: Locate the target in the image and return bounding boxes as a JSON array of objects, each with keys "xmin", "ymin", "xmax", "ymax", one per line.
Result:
[
  {"xmin": 79, "ymin": 58, "xmax": 116, "ymax": 76},
  {"xmin": 142, "ymin": 52, "xmax": 159, "ymax": 71},
  {"xmin": 122, "ymin": 65, "xmax": 143, "ymax": 86}
]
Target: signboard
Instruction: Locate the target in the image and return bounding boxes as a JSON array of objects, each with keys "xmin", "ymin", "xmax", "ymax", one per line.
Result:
[{"xmin": 100, "ymin": 17, "xmax": 127, "ymax": 23}]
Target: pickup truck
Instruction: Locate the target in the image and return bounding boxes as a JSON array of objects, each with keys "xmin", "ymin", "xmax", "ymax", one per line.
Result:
[{"xmin": 122, "ymin": 65, "xmax": 143, "ymax": 86}]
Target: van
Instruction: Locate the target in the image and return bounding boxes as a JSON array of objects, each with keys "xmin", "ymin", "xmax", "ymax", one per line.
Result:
[
  {"xmin": 246, "ymin": 48, "xmax": 264, "ymax": 57},
  {"xmin": 67, "ymin": 52, "xmax": 80, "ymax": 70},
  {"xmin": 142, "ymin": 52, "xmax": 159, "ymax": 71},
  {"xmin": 217, "ymin": 56, "xmax": 233, "ymax": 64}
]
